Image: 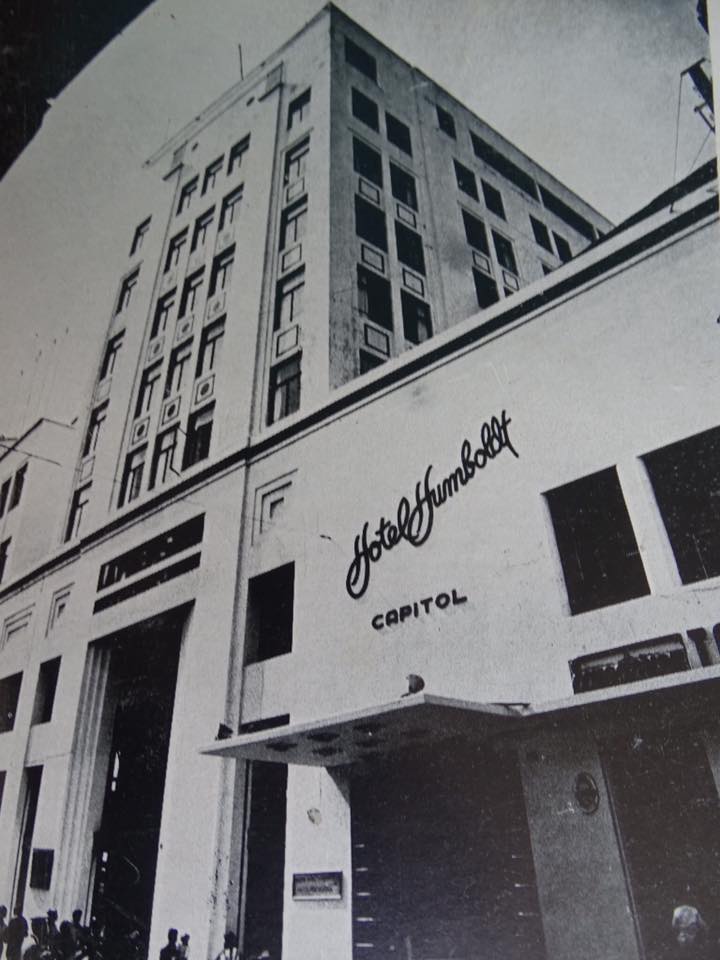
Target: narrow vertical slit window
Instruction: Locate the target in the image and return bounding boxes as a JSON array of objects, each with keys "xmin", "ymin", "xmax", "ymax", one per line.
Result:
[
  {"xmin": 287, "ymin": 89, "xmax": 311, "ymax": 130},
  {"xmin": 274, "ymin": 269, "xmax": 305, "ymax": 330},
  {"xmin": 400, "ymin": 291, "xmax": 432, "ymax": 344},
  {"xmin": 196, "ymin": 318, "xmax": 225, "ymax": 378},
  {"xmin": 182, "ymin": 404, "xmax": 215, "ymax": 469},
  {"xmin": 119, "ymin": 448, "xmax": 146, "ymax": 506},
  {"xmin": 150, "ymin": 428, "xmax": 179, "ymax": 489},
  {"xmin": 268, "ymin": 356, "xmax": 301, "ymax": 425}
]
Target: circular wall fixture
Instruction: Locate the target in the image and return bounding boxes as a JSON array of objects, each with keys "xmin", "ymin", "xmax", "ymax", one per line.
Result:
[{"xmin": 574, "ymin": 771, "xmax": 600, "ymax": 814}]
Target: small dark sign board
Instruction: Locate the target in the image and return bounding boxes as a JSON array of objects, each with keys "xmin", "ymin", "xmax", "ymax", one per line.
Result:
[{"xmin": 292, "ymin": 871, "xmax": 343, "ymax": 901}]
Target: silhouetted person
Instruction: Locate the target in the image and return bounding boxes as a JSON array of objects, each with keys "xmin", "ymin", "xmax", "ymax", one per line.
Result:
[
  {"xmin": 178, "ymin": 935, "xmax": 190, "ymax": 960},
  {"xmin": 57, "ymin": 922, "xmax": 76, "ymax": 960},
  {"xmin": 215, "ymin": 931, "xmax": 239, "ymax": 960},
  {"xmin": 0, "ymin": 905, "xmax": 8, "ymax": 960},
  {"xmin": 159, "ymin": 929, "xmax": 179, "ymax": 960},
  {"xmin": 5, "ymin": 907, "xmax": 28, "ymax": 960}
]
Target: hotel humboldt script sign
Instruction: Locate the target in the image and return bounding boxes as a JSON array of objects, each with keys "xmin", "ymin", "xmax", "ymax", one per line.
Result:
[{"xmin": 345, "ymin": 409, "xmax": 519, "ymax": 620}]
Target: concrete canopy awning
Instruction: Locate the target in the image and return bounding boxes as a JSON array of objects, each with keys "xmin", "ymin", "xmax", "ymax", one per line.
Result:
[{"xmin": 199, "ymin": 693, "xmax": 527, "ymax": 767}]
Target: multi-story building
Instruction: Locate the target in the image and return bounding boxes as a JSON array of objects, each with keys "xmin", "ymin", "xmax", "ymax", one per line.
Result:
[{"xmin": 0, "ymin": 6, "xmax": 717, "ymax": 960}]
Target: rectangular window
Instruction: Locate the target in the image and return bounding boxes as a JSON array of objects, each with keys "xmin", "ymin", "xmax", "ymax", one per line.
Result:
[
  {"xmin": 0, "ymin": 672, "xmax": 22, "ymax": 732},
  {"xmin": 544, "ymin": 466, "xmax": 650, "ymax": 615},
  {"xmin": 196, "ymin": 318, "xmax": 225, "ymax": 378},
  {"xmin": 284, "ymin": 138, "xmax": 309, "ymax": 185},
  {"xmin": 0, "ymin": 538, "xmax": 10, "ymax": 584},
  {"xmin": 152, "ymin": 290, "xmax": 176, "ymax": 338},
  {"xmin": 227, "ymin": 135, "xmax": 250, "ymax": 175},
  {"xmin": 0, "ymin": 771, "xmax": 5, "ymax": 813},
  {"xmin": 481, "ymin": 180, "xmax": 505, "ymax": 219},
  {"xmin": 437, "ymin": 105, "xmax": 456, "ymax": 138},
  {"xmin": 274, "ymin": 269, "xmax": 304, "ymax": 330},
  {"xmin": 492, "ymin": 230, "xmax": 518, "ymax": 274},
  {"xmin": 351, "ymin": 88, "xmax": 379, "ymax": 131},
  {"xmin": 32, "ymin": 658, "xmax": 61, "ymax": 725},
  {"xmin": 357, "ymin": 265, "xmax": 392, "ymax": 330},
  {"xmin": 386, "ymin": 112, "xmax": 412, "ymax": 155},
  {"xmin": 202, "ymin": 156, "xmax": 223, "ymax": 195},
  {"xmin": 395, "ymin": 222, "xmax": 425, "ymax": 275},
  {"xmin": 359, "ymin": 349, "xmax": 386, "ymax": 374},
  {"xmin": 150, "ymin": 428, "xmax": 179, "ymax": 489},
  {"xmin": 553, "ymin": 232, "xmax": 572, "ymax": 263},
  {"xmin": 401, "ymin": 291, "xmax": 432, "ymax": 344},
  {"xmin": 539, "ymin": 184, "xmax": 595, "ymax": 241},
  {"xmin": 462, "ymin": 209, "xmax": 490, "ymax": 254},
  {"xmin": 209, "ymin": 245, "xmax": 235, "ymax": 296},
  {"xmin": 219, "ymin": 186, "xmax": 243, "ymax": 230},
  {"xmin": 454, "ymin": 159, "xmax": 478, "ymax": 200},
  {"xmin": 179, "ymin": 270, "xmax": 204, "ymax": 317},
  {"xmin": 130, "ymin": 217, "xmax": 151, "ymax": 256},
  {"xmin": 165, "ymin": 342, "xmax": 193, "ymax": 398},
  {"xmin": 642, "ymin": 426, "xmax": 720, "ymax": 585},
  {"xmin": 473, "ymin": 269, "xmax": 500, "ymax": 308},
  {"xmin": 390, "ymin": 163, "xmax": 417, "ymax": 210},
  {"xmin": 287, "ymin": 89, "xmax": 311, "ymax": 130},
  {"xmin": 268, "ymin": 356, "xmax": 301, "ymax": 425},
  {"xmin": 245, "ymin": 563, "xmax": 295, "ymax": 663},
  {"xmin": 135, "ymin": 362, "xmax": 162, "ymax": 418},
  {"xmin": 83, "ymin": 403, "xmax": 108, "ymax": 458},
  {"xmin": 345, "ymin": 37, "xmax": 377, "ymax": 82},
  {"xmin": 119, "ymin": 447, "xmax": 146, "ymax": 506},
  {"xmin": 530, "ymin": 215, "xmax": 553, "ymax": 252},
  {"xmin": 165, "ymin": 229, "xmax": 188, "ymax": 273},
  {"xmin": 191, "ymin": 208, "xmax": 214, "ymax": 252},
  {"xmin": 0, "ymin": 479, "xmax": 10, "ymax": 517},
  {"xmin": 355, "ymin": 195, "xmax": 387, "ymax": 251},
  {"xmin": 177, "ymin": 176, "xmax": 198, "ymax": 214},
  {"xmin": 65, "ymin": 484, "xmax": 91, "ymax": 541},
  {"xmin": 100, "ymin": 333, "xmax": 123, "ymax": 380},
  {"xmin": 98, "ymin": 514, "xmax": 204, "ymax": 589},
  {"xmin": 470, "ymin": 131, "xmax": 539, "ymax": 200},
  {"xmin": 182, "ymin": 404, "xmax": 214, "ymax": 469},
  {"xmin": 353, "ymin": 137, "xmax": 383, "ymax": 187},
  {"xmin": 279, "ymin": 199, "xmax": 308, "ymax": 250},
  {"xmin": 116, "ymin": 269, "xmax": 139, "ymax": 314},
  {"xmin": 9, "ymin": 464, "xmax": 26, "ymax": 510}
]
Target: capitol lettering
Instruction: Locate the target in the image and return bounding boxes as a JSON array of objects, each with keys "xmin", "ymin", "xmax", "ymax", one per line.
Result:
[{"xmin": 372, "ymin": 588, "xmax": 468, "ymax": 629}]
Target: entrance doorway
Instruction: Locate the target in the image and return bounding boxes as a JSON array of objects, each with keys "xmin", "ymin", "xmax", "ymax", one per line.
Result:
[
  {"xmin": 351, "ymin": 740, "xmax": 546, "ymax": 960},
  {"xmin": 603, "ymin": 730, "xmax": 720, "ymax": 960}
]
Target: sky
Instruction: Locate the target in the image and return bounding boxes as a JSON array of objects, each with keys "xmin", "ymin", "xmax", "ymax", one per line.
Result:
[{"xmin": 0, "ymin": 0, "xmax": 714, "ymax": 435}]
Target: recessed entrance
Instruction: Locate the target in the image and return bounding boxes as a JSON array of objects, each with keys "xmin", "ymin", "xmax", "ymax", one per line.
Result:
[{"xmin": 351, "ymin": 740, "xmax": 546, "ymax": 960}]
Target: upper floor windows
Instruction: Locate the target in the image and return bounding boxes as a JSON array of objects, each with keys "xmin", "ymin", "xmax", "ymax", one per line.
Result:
[
  {"xmin": 454, "ymin": 159, "xmax": 478, "ymax": 201},
  {"xmin": 530, "ymin": 215, "xmax": 552, "ymax": 252},
  {"xmin": 165, "ymin": 342, "xmax": 193, "ymax": 398},
  {"xmin": 274, "ymin": 269, "xmax": 304, "ymax": 331},
  {"xmin": 280, "ymin": 200, "xmax": 308, "ymax": 251},
  {"xmin": 481, "ymin": 180, "xmax": 505, "ymax": 220},
  {"xmin": 196, "ymin": 318, "xmax": 225, "ymax": 378},
  {"xmin": 470, "ymin": 131, "xmax": 539, "ymax": 201},
  {"xmin": 182, "ymin": 404, "xmax": 215, "ymax": 470},
  {"xmin": 288, "ymin": 89, "xmax": 311, "ymax": 130},
  {"xmin": 345, "ymin": 37, "xmax": 377, "ymax": 83},
  {"xmin": 100, "ymin": 333, "xmax": 123, "ymax": 381},
  {"xmin": 473, "ymin": 268, "xmax": 500, "ymax": 309},
  {"xmin": 401, "ymin": 291, "xmax": 432, "ymax": 345},
  {"xmin": 268, "ymin": 356, "xmax": 301, "ymax": 425},
  {"xmin": 209, "ymin": 246, "xmax": 235, "ymax": 297},
  {"xmin": 219, "ymin": 186, "xmax": 243, "ymax": 231},
  {"xmin": 285, "ymin": 139, "xmax": 309, "ymax": 185},
  {"xmin": 9, "ymin": 464, "xmax": 26, "ymax": 511},
  {"xmin": 83, "ymin": 403, "xmax": 108, "ymax": 458},
  {"xmin": 130, "ymin": 217, "xmax": 151, "ymax": 256},
  {"xmin": 386, "ymin": 112, "xmax": 412, "ymax": 156},
  {"xmin": 203, "ymin": 157, "xmax": 223, "ymax": 195},
  {"xmin": 0, "ymin": 538, "xmax": 11, "ymax": 584},
  {"xmin": 152, "ymin": 290, "xmax": 176, "ymax": 338},
  {"xmin": 491, "ymin": 230, "xmax": 518, "ymax": 275},
  {"xmin": 436, "ymin": 105, "xmax": 456, "ymax": 139},
  {"xmin": 192, "ymin": 208, "xmax": 214, "ymax": 252},
  {"xmin": 352, "ymin": 88, "xmax": 379, "ymax": 132},
  {"xmin": 227, "ymin": 135, "xmax": 250, "ymax": 176},
  {"xmin": 0, "ymin": 671, "xmax": 21, "ymax": 730},
  {"xmin": 353, "ymin": 137, "xmax": 383, "ymax": 187},
  {"xmin": 395, "ymin": 222, "xmax": 425, "ymax": 276},
  {"xmin": 179, "ymin": 270, "xmax": 204, "ymax": 317},
  {"xmin": 538, "ymin": 184, "xmax": 595, "ymax": 242},
  {"xmin": 177, "ymin": 176, "xmax": 198, "ymax": 215},
  {"xmin": 355, "ymin": 195, "xmax": 387, "ymax": 251},
  {"xmin": 390, "ymin": 163, "xmax": 417, "ymax": 210},
  {"xmin": 116, "ymin": 269, "xmax": 139, "ymax": 315},
  {"xmin": 149, "ymin": 428, "xmax": 179, "ymax": 489},
  {"xmin": 357, "ymin": 265, "xmax": 392, "ymax": 331},
  {"xmin": 65, "ymin": 484, "xmax": 91, "ymax": 542},
  {"xmin": 462, "ymin": 209, "xmax": 489, "ymax": 255},
  {"xmin": 135, "ymin": 362, "xmax": 162, "ymax": 418},
  {"xmin": 165, "ymin": 229, "xmax": 188, "ymax": 273},
  {"xmin": 553, "ymin": 232, "xmax": 572, "ymax": 263},
  {"xmin": 0, "ymin": 479, "xmax": 10, "ymax": 518},
  {"xmin": 119, "ymin": 447, "xmax": 146, "ymax": 506}
]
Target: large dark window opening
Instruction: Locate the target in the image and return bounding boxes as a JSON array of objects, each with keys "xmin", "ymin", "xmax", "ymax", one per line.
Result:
[
  {"xmin": 0, "ymin": 671, "xmax": 22, "ymax": 733},
  {"xmin": 395, "ymin": 222, "xmax": 425, "ymax": 276},
  {"xmin": 545, "ymin": 466, "xmax": 650, "ymax": 615},
  {"xmin": 14, "ymin": 766, "xmax": 42, "ymax": 911},
  {"xmin": 355, "ymin": 195, "xmax": 387, "ymax": 251},
  {"xmin": 642, "ymin": 426, "xmax": 720, "ymax": 585},
  {"xmin": 245, "ymin": 563, "xmax": 294, "ymax": 664},
  {"xmin": 353, "ymin": 138, "xmax": 383, "ymax": 187},
  {"xmin": 357, "ymin": 266, "xmax": 392, "ymax": 330},
  {"xmin": 401, "ymin": 291, "xmax": 432, "ymax": 344},
  {"xmin": 473, "ymin": 269, "xmax": 499, "ymax": 309},
  {"xmin": 32, "ymin": 658, "xmax": 61, "ymax": 724}
]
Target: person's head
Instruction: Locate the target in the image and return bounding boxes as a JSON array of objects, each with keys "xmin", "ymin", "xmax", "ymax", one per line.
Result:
[
  {"xmin": 0, "ymin": 905, "xmax": 7, "ymax": 920},
  {"xmin": 47, "ymin": 910, "xmax": 58, "ymax": 922},
  {"xmin": 181, "ymin": 935, "xmax": 189, "ymax": 946},
  {"xmin": 13, "ymin": 905, "xmax": 23, "ymax": 917},
  {"xmin": 223, "ymin": 932, "xmax": 238, "ymax": 951},
  {"xmin": 72, "ymin": 910, "xmax": 82, "ymax": 925},
  {"xmin": 60, "ymin": 922, "xmax": 73, "ymax": 940},
  {"xmin": 167, "ymin": 929, "xmax": 178, "ymax": 944},
  {"xmin": 673, "ymin": 904, "xmax": 705, "ymax": 947}
]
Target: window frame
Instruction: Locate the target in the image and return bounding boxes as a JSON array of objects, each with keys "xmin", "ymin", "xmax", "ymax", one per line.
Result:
[
  {"xmin": 385, "ymin": 112, "xmax": 412, "ymax": 155},
  {"xmin": 453, "ymin": 159, "xmax": 478, "ymax": 201},
  {"xmin": 287, "ymin": 89, "xmax": 311, "ymax": 130},
  {"xmin": 177, "ymin": 176, "xmax": 198, "ymax": 215},
  {"xmin": 268, "ymin": 356, "xmax": 301, "ymax": 425},
  {"xmin": 202, "ymin": 157, "xmax": 223, "ymax": 196},
  {"xmin": 351, "ymin": 88, "xmax": 379, "ymax": 132}
]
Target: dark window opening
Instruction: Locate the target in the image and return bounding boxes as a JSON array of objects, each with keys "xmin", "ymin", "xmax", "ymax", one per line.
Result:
[
  {"xmin": 481, "ymin": 180, "xmax": 505, "ymax": 219},
  {"xmin": 30, "ymin": 849, "xmax": 54, "ymax": 890},
  {"xmin": 196, "ymin": 318, "xmax": 225, "ymax": 377},
  {"xmin": 135, "ymin": 363, "xmax": 162, "ymax": 418},
  {"xmin": 15, "ymin": 765, "xmax": 42, "ymax": 912},
  {"xmin": 401, "ymin": 291, "xmax": 432, "ymax": 344},
  {"xmin": 118, "ymin": 448, "xmax": 146, "ymax": 507},
  {"xmin": 101, "ymin": 333, "xmax": 124, "ymax": 380},
  {"xmin": 130, "ymin": 217, "xmax": 151, "ymax": 257},
  {"xmin": 191, "ymin": 208, "xmax": 214, "ymax": 252},
  {"xmin": 245, "ymin": 563, "xmax": 294, "ymax": 663},
  {"xmin": 462, "ymin": 209, "xmax": 489, "ymax": 255},
  {"xmin": 279, "ymin": 199, "xmax": 307, "ymax": 250},
  {"xmin": 553, "ymin": 232, "xmax": 572, "ymax": 263},
  {"xmin": 359, "ymin": 349, "xmax": 386, "ymax": 374},
  {"xmin": 530, "ymin": 216, "xmax": 552, "ymax": 252},
  {"xmin": 436, "ymin": 105, "xmax": 456, "ymax": 138},
  {"xmin": 165, "ymin": 342, "xmax": 193, "ymax": 398},
  {"xmin": 473, "ymin": 269, "xmax": 499, "ymax": 309},
  {"xmin": 351, "ymin": 88, "xmax": 379, "ymax": 131},
  {"xmin": 492, "ymin": 230, "xmax": 518, "ymax": 274},
  {"xmin": 454, "ymin": 159, "xmax": 478, "ymax": 200},
  {"xmin": 165, "ymin": 229, "xmax": 188, "ymax": 273},
  {"xmin": 570, "ymin": 635, "xmax": 689, "ymax": 694},
  {"xmin": 539, "ymin": 184, "xmax": 595, "ymax": 241},
  {"xmin": 179, "ymin": 270, "xmax": 204, "ymax": 317},
  {"xmin": 209, "ymin": 245, "xmax": 235, "ymax": 297},
  {"xmin": 83, "ymin": 403, "xmax": 108, "ymax": 458},
  {"xmin": 0, "ymin": 537, "xmax": 10, "ymax": 583},
  {"xmin": 0, "ymin": 671, "xmax": 22, "ymax": 733},
  {"xmin": 182, "ymin": 404, "xmax": 214, "ymax": 469},
  {"xmin": 355, "ymin": 195, "xmax": 387, "ymax": 251},
  {"xmin": 390, "ymin": 163, "xmax": 417, "ymax": 210},
  {"xmin": 643, "ymin": 426, "xmax": 720, "ymax": 585},
  {"xmin": 116, "ymin": 270, "xmax": 139, "ymax": 315},
  {"xmin": 227, "ymin": 135, "xmax": 250, "ymax": 175},
  {"xmin": 274, "ymin": 269, "xmax": 304, "ymax": 331},
  {"xmin": 202, "ymin": 156, "xmax": 223, "ymax": 196},
  {"xmin": 152, "ymin": 290, "xmax": 176, "ymax": 339},
  {"xmin": 545, "ymin": 466, "xmax": 650, "ymax": 615},
  {"xmin": 268, "ymin": 356, "xmax": 301, "ymax": 425},
  {"xmin": 395, "ymin": 222, "xmax": 425, "ymax": 275},
  {"xmin": 357, "ymin": 266, "xmax": 392, "ymax": 330},
  {"xmin": 0, "ymin": 479, "xmax": 9, "ymax": 518},
  {"xmin": 345, "ymin": 37, "xmax": 377, "ymax": 82},
  {"xmin": 177, "ymin": 176, "xmax": 198, "ymax": 214},
  {"xmin": 284, "ymin": 138, "xmax": 309, "ymax": 185},
  {"xmin": 65, "ymin": 483, "xmax": 91, "ymax": 542},
  {"xmin": 386, "ymin": 112, "xmax": 412, "ymax": 155},
  {"xmin": 353, "ymin": 138, "xmax": 383, "ymax": 187},
  {"xmin": 0, "ymin": 771, "xmax": 5, "ymax": 813},
  {"xmin": 470, "ymin": 131, "xmax": 539, "ymax": 200},
  {"xmin": 98, "ymin": 515, "xmax": 204, "ymax": 590},
  {"xmin": 149, "ymin": 428, "xmax": 179, "ymax": 489},
  {"xmin": 9, "ymin": 463, "xmax": 27, "ymax": 510},
  {"xmin": 288, "ymin": 89, "xmax": 311, "ymax": 130},
  {"xmin": 219, "ymin": 186, "xmax": 243, "ymax": 230},
  {"xmin": 32, "ymin": 657, "xmax": 61, "ymax": 725}
]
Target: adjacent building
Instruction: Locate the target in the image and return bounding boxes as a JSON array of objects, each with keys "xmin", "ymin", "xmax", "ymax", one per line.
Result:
[{"xmin": 0, "ymin": 6, "xmax": 717, "ymax": 960}]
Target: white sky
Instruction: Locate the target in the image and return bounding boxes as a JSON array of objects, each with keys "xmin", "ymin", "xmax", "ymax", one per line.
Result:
[{"xmin": 0, "ymin": 0, "xmax": 714, "ymax": 435}]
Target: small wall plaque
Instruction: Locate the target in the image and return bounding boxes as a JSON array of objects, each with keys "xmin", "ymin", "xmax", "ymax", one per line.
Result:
[
  {"xmin": 292, "ymin": 871, "xmax": 343, "ymax": 901},
  {"xmin": 574, "ymin": 771, "xmax": 600, "ymax": 814}
]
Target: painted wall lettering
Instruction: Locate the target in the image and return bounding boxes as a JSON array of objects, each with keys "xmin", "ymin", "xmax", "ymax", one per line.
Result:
[
  {"xmin": 372, "ymin": 588, "xmax": 467, "ymax": 629},
  {"xmin": 346, "ymin": 410, "xmax": 518, "ymax": 599}
]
